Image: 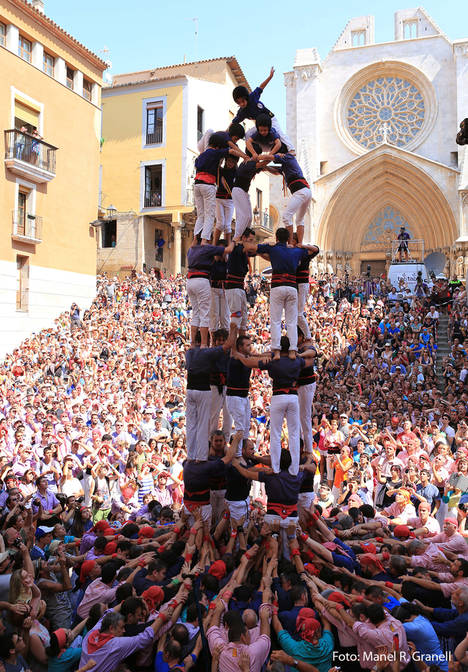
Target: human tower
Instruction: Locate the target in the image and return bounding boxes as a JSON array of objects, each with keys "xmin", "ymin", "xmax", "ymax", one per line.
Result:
[{"xmin": 183, "ymin": 67, "xmax": 320, "ymax": 543}]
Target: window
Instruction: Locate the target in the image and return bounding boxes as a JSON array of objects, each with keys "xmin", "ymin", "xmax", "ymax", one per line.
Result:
[
  {"xmin": 83, "ymin": 78, "xmax": 92, "ymax": 101},
  {"xmin": 17, "ymin": 192, "xmax": 27, "ymax": 235},
  {"xmin": 66, "ymin": 66, "xmax": 75, "ymax": 89},
  {"xmin": 451, "ymin": 151, "xmax": 459, "ymax": 167},
  {"xmin": 43, "ymin": 52, "xmax": 54, "ymax": 76},
  {"xmin": 16, "ymin": 255, "xmax": 29, "ymax": 312},
  {"xmin": 351, "ymin": 30, "xmax": 366, "ymax": 47},
  {"xmin": 146, "ymin": 105, "xmax": 163, "ymax": 144},
  {"xmin": 144, "ymin": 165, "xmax": 162, "ymax": 207},
  {"xmin": 256, "ymin": 188, "xmax": 263, "ymax": 213},
  {"xmin": 320, "ymin": 160, "xmax": 328, "ymax": 175},
  {"xmin": 0, "ymin": 22, "xmax": 6, "ymax": 47},
  {"xmin": 197, "ymin": 106, "xmax": 204, "ymax": 142},
  {"xmin": 403, "ymin": 20, "xmax": 417, "ymax": 39},
  {"xmin": 101, "ymin": 220, "xmax": 116, "ymax": 248},
  {"xmin": 18, "ymin": 35, "xmax": 32, "ymax": 62}
]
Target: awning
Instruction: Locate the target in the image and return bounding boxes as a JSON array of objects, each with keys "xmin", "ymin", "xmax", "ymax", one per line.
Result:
[{"xmin": 14, "ymin": 100, "xmax": 40, "ymax": 128}]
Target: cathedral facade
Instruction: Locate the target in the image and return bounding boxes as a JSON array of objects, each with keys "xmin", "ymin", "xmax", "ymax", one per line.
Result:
[{"xmin": 271, "ymin": 8, "xmax": 468, "ymax": 277}]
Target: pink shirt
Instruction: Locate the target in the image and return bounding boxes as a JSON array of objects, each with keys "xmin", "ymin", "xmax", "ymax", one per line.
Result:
[
  {"xmin": 430, "ymin": 531, "xmax": 468, "ymax": 559},
  {"xmin": 353, "ymin": 615, "xmax": 410, "ymax": 669},
  {"xmin": 436, "ymin": 575, "xmax": 468, "ymax": 598},
  {"xmin": 407, "ymin": 516, "xmax": 440, "ymax": 536},
  {"xmin": 207, "ymin": 626, "xmax": 270, "ymax": 672},
  {"xmin": 410, "ymin": 543, "xmax": 451, "ymax": 572},
  {"xmin": 381, "ymin": 501, "xmax": 416, "ymax": 523},
  {"xmin": 322, "ymin": 608, "xmax": 356, "ymax": 647},
  {"xmin": 77, "ymin": 578, "xmax": 121, "ymax": 619}
]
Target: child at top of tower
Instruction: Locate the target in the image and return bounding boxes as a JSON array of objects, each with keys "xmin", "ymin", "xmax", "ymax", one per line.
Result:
[
  {"xmin": 232, "ymin": 67, "xmax": 295, "ymax": 153},
  {"xmin": 245, "ymin": 114, "xmax": 284, "ymax": 159}
]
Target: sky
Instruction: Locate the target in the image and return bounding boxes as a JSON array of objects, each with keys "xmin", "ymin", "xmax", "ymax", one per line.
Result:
[{"xmin": 44, "ymin": 0, "xmax": 467, "ymax": 127}]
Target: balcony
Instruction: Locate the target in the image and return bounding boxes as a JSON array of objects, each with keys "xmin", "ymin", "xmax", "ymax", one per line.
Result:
[
  {"xmin": 146, "ymin": 124, "xmax": 163, "ymax": 145},
  {"xmin": 12, "ymin": 211, "xmax": 43, "ymax": 244},
  {"xmin": 4, "ymin": 129, "xmax": 57, "ymax": 183},
  {"xmin": 253, "ymin": 211, "xmax": 273, "ymax": 234}
]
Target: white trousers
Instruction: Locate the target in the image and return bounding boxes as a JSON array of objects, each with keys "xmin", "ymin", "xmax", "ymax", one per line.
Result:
[
  {"xmin": 298, "ymin": 382, "xmax": 316, "ymax": 454},
  {"xmin": 216, "ymin": 199, "xmax": 234, "ymax": 234},
  {"xmin": 186, "ymin": 389, "xmax": 211, "ymax": 460},
  {"xmin": 226, "ymin": 287, "xmax": 248, "ymax": 330},
  {"xmin": 194, "ymin": 183, "xmax": 217, "ymax": 240},
  {"xmin": 232, "ymin": 187, "xmax": 252, "ymax": 238},
  {"xmin": 209, "ymin": 385, "xmax": 232, "ymax": 441},
  {"xmin": 297, "ymin": 283, "xmax": 311, "ymax": 340},
  {"xmin": 245, "ymin": 115, "xmax": 294, "ymax": 152},
  {"xmin": 226, "ymin": 497, "xmax": 250, "ymax": 526},
  {"xmin": 270, "ymin": 394, "xmax": 300, "ymax": 475},
  {"xmin": 187, "ymin": 277, "xmax": 211, "ymax": 328},
  {"xmin": 184, "ymin": 503, "xmax": 212, "ymax": 525},
  {"xmin": 210, "ymin": 489, "xmax": 227, "ymax": 524},
  {"xmin": 283, "ymin": 187, "xmax": 312, "ymax": 229},
  {"xmin": 210, "ymin": 288, "xmax": 230, "ymax": 331},
  {"xmin": 270, "ymin": 286, "xmax": 298, "ymax": 351},
  {"xmin": 298, "ymin": 492, "xmax": 316, "ymax": 516},
  {"xmin": 264, "ymin": 513, "xmax": 299, "ymax": 559},
  {"xmin": 226, "ymin": 395, "xmax": 250, "ymax": 454}
]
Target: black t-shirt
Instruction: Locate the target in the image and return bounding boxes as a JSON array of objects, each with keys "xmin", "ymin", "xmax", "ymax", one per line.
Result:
[{"xmin": 225, "ymin": 458, "xmax": 258, "ymax": 501}]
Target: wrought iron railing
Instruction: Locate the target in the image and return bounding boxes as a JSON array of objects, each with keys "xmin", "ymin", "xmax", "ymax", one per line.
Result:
[
  {"xmin": 146, "ymin": 124, "xmax": 163, "ymax": 145},
  {"xmin": 4, "ymin": 129, "xmax": 57, "ymax": 173}
]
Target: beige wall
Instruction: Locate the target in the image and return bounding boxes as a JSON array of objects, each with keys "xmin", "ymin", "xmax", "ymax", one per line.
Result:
[{"xmin": 0, "ymin": 46, "xmax": 101, "ymax": 276}]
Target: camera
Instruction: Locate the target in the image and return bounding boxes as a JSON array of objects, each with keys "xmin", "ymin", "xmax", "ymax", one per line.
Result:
[
  {"xmin": 33, "ymin": 499, "xmax": 40, "ymax": 507},
  {"xmin": 13, "ymin": 538, "xmax": 22, "ymax": 548}
]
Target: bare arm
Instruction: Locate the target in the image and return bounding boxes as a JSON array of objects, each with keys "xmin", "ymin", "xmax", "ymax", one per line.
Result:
[{"xmin": 259, "ymin": 66, "xmax": 275, "ymax": 91}]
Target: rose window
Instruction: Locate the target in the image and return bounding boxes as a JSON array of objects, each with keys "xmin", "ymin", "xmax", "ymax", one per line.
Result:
[{"xmin": 347, "ymin": 76, "xmax": 425, "ymax": 149}]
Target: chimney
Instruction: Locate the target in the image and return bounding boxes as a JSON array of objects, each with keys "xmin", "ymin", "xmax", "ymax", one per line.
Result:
[{"xmin": 31, "ymin": 0, "xmax": 45, "ymax": 13}]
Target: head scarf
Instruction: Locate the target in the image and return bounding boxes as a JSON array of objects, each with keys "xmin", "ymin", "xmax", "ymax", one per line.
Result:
[
  {"xmin": 359, "ymin": 553, "xmax": 385, "ymax": 573},
  {"xmin": 80, "ymin": 559, "xmax": 97, "ymax": 584},
  {"xmin": 296, "ymin": 608, "xmax": 321, "ymax": 642},
  {"xmin": 142, "ymin": 585, "xmax": 164, "ymax": 612},
  {"xmin": 208, "ymin": 560, "xmax": 227, "ymax": 580}
]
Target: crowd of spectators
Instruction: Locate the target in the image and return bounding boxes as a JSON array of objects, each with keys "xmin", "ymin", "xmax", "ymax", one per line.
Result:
[{"xmin": 0, "ymin": 268, "xmax": 467, "ymax": 672}]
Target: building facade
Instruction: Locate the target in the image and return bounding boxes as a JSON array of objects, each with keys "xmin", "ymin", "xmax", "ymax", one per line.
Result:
[
  {"xmin": 99, "ymin": 57, "xmax": 273, "ymax": 277},
  {"xmin": 272, "ymin": 8, "xmax": 468, "ymax": 277},
  {"xmin": 0, "ymin": 0, "xmax": 106, "ymax": 356}
]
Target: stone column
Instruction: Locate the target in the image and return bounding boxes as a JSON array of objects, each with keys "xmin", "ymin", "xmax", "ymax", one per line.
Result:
[
  {"xmin": 172, "ymin": 215, "xmax": 182, "ymax": 275},
  {"xmin": 55, "ymin": 57, "xmax": 66, "ymax": 85},
  {"xmin": 31, "ymin": 41, "xmax": 43, "ymax": 69},
  {"xmin": 6, "ymin": 24, "xmax": 19, "ymax": 54}
]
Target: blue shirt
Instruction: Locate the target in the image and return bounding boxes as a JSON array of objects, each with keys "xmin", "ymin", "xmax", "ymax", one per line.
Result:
[
  {"xmin": 273, "ymin": 153, "xmax": 306, "ymax": 185},
  {"xmin": 195, "ymin": 147, "xmax": 229, "ymax": 177},
  {"xmin": 232, "ymin": 87, "xmax": 273, "ymax": 123},
  {"xmin": 256, "ymin": 242, "xmax": 307, "ymax": 275},
  {"xmin": 404, "ymin": 615, "xmax": 448, "ymax": 671}
]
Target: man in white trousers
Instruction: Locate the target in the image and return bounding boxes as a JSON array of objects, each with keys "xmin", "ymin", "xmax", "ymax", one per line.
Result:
[
  {"xmin": 231, "ymin": 158, "xmax": 271, "ymax": 240},
  {"xmin": 209, "ymin": 247, "xmax": 229, "ymax": 335},
  {"xmin": 245, "ymin": 228, "xmax": 313, "ymax": 359},
  {"xmin": 209, "ymin": 329, "xmax": 232, "ymax": 441},
  {"xmin": 226, "ymin": 335, "xmax": 253, "ymax": 455},
  {"xmin": 293, "ymin": 233, "xmax": 319, "ymax": 341},
  {"xmin": 187, "ymin": 236, "xmax": 226, "ymax": 348},
  {"xmin": 268, "ymin": 152, "xmax": 311, "ymax": 245},
  {"xmin": 233, "ymin": 336, "xmax": 315, "ymax": 475},
  {"xmin": 185, "ymin": 329, "xmax": 233, "ymax": 461},
  {"xmin": 224, "ymin": 228, "xmax": 255, "ymax": 338},
  {"xmin": 297, "ymin": 327, "xmax": 318, "ymax": 455},
  {"xmin": 208, "ymin": 430, "xmax": 228, "ymax": 524}
]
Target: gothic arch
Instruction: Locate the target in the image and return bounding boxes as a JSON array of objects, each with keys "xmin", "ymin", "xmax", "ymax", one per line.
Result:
[{"xmin": 317, "ymin": 151, "xmax": 457, "ymax": 253}]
